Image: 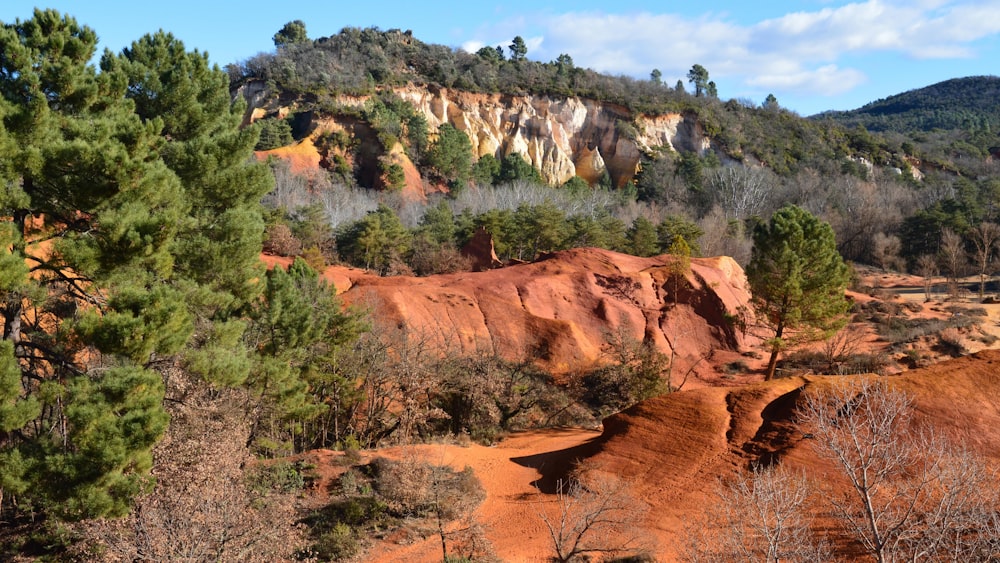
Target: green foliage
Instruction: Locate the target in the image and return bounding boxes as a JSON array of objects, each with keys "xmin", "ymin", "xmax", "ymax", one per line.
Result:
[
  {"xmin": 427, "ymin": 123, "xmax": 473, "ymax": 185},
  {"xmin": 303, "ymin": 457, "xmax": 485, "ymax": 561},
  {"xmin": 746, "ymin": 205, "xmax": 851, "ymax": 380},
  {"xmin": 336, "ymin": 204, "xmax": 412, "ymax": 274},
  {"xmin": 657, "ymin": 215, "xmax": 704, "ymax": 255},
  {"xmin": 435, "ymin": 354, "xmax": 552, "ymax": 441},
  {"xmin": 676, "ymin": 151, "xmax": 706, "ymax": 191},
  {"xmin": 105, "ymin": 29, "xmax": 273, "ymax": 310},
  {"xmin": 510, "ymin": 201, "xmax": 570, "ymax": 260},
  {"xmin": 247, "ymin": 258, "xmax": 365, "ymax": 454},
  {"xmin": 628, "ymin": 217, "xmax": 660, "ymax": 257},
  {"xmin": 0, "ymin": 10, "xmax": 190, "ymax": 521},
  {"xmin": 255, "ymin": 117, "xmax": 294, "ymax": 150},
  {"xmin": 273, "ymin": 20, "xmax": 309, "ymax": 48},
  {"xmin": 687, "ymin": 64, "xmax": 710, "ymax": 97},
  {"xmin": 581, "ymin": 329, "xmax": 669, "ymax": 415},
  {"xmin": 246, "ymin": 460, "xmax": 307, "ymax": 495},
  {"xmin": 498, "ymin": 152, "xmax": 545, "ymax": 185},
  {"xmin": 820, "ymin": 76, "xmax": 1000, "ymax": 134},
  {"xmin": 476, "ymin": 45, "xmax": 504, "ymax": 63},
  {"xmin": 472, "ymin": 153, "xmax": 502, "ymax": 185},
  {"xmin": 509, "ymin": 36, "xmax": 528, "ymax": 62}
]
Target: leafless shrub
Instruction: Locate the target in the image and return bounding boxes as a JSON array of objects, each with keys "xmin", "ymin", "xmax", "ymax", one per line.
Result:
[
  {"xmin": 80, "ymin": 385, "xmax": 307, "ymax": 562},
  {"xmin": 696, "ymin": 206, "xmax": 752, "ymax": 264},
  {"xmin": 538, "ymin": 467, "xmax": 650, "ymax": 563},
  {"xmin": 821, "ymin": 324, "xmax": 868, "ymax": 367},
  {"xmin": 680, "ymin": 465, "xmax": 828, "ymax": 562},
  {"xmin": 798, "ymin": 378, "xmax": 1000, "ymax": 562}
]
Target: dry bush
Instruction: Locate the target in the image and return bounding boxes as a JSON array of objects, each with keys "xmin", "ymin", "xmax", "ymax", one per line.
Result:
[
  {"xmin": 79, "ymin": 384, "xmax": 308, "ymax": 562},
  {"xmin": 680, "ymin": 465, "xmax": 829, "ymax": 563},
  {"xmin": 538, "ymin": 465, "xmax": 651, "ymax": 563},
  {"xmin": 799, "ymin": 378, "xmax": 1000, "ymax": 562},
  {"xmin": 304, "ymin": 454, "xmax": 489, "ymax": 561},
  {"xmin": 262, "ymin": 222, "xmax": 302, "ymax": 256},
  {"xmin": 409, "ymin": 238, "xmax": 473, "ymax": 275}
]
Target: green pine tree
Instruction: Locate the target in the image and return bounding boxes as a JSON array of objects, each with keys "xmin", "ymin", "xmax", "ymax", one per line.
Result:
[
  {"xmin": 247, "ymin": 258, "xmax": 364, "ymax": 454},
  {"xmin": 0, "ymin": 10, "xmax": 182, "ymax": 519},
  {"xmin": 745, "ymin": 205, "xmax": 851, "ymax": 380},
  {"xmin": 336, "ymin": 204, "xmax": 412, "ymax": 274},
  {"xmin": 628, "ymin": 217, "xmax": 660, "ymax": 257}
]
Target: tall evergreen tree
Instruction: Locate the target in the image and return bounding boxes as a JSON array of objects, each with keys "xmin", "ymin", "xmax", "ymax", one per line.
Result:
[
  {"xmin": 687, "ymin": 64, "xmax": 710, "ymax": 97},
  {"xmin": 509, "ymin": 36, "xmax": 528, "ymax": 62},
  {"xmin": 246, "ymin": 258, "xmax": 364, "ymax": 454},
  {"xmin": 746, "ymin": 205, "xmax": 851, "ymax": 381},
  {"xmin": 0, "ymin": 12, "xmax": 272, "ymax": 520},
  {"xmin": 273, "ymin": 20, "xmax": 309, "ymax": 48},
  {"xmin": 0, "ymin": 10, "xmax": 182, "ymax": 519},
  {"xmin": 101, "ymin": 31, "xmax": 274, "ymax": 389}
]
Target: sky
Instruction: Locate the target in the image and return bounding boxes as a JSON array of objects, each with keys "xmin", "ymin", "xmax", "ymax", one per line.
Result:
[{"xmin": 4, "ymin": 1, "xmax": 1000, "ymax": 116}]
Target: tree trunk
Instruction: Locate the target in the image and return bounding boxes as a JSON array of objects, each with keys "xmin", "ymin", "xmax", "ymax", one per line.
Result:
[
  {"xmin": 764, "ymin": 324, "xmax": 784, "ymax": 381},
  {"xmin": 764, "ymin": 348, "xmax": 779, "ymax": 381}
]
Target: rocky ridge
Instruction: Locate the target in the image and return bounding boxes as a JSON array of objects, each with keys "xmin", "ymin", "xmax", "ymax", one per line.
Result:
[{"xmin": 243, "ymin": 83, "xmax": 711, "ymax": 190}]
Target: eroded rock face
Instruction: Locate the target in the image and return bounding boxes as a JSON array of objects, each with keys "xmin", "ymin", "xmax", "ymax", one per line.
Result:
[
  {"xmin": 311, "ymin": 247, "xmax": 755, "ymax": 376},
  {"xmin": 244, "ymin": 84, "xmax": 711, "ymax": 189}
]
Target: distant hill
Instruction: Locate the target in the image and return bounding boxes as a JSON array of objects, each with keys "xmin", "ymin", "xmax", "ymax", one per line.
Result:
[{"xmin": 816, "ymin": 76, "xmax": 1000, "ymax": 133}]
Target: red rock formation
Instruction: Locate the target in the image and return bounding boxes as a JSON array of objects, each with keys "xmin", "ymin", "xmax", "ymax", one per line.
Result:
[
  {"xmin": 460, "ymin": 227, "xmax": 502, "ymax": 271},
  {"xmin": 319, "ymin": 247, "xmax": 757, "ymax": 378}
]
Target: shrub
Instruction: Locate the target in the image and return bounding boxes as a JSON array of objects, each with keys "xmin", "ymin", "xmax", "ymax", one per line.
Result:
[
  {"xmin": 263, "ymin": 222, "xmax": 302, "ymax": 256},
  {"xmin": 313, "ymin": 522, "xmax": 358, "ymax": 560}
]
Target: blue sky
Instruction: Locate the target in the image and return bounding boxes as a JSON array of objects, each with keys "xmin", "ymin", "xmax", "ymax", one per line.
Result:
[{"xmin": 5, "ymin": 1, "xmax": 1000, "ymax": 116}]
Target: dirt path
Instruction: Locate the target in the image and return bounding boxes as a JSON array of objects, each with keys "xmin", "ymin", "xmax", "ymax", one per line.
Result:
[{"xmin": 363, "ymin": 428, "xmax": 603, "ymax": 562}]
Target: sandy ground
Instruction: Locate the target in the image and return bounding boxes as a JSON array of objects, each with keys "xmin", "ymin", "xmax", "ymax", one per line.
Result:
[{"xmin": 357, "ymin": 428, "xmax": 603, "ymax": 562}]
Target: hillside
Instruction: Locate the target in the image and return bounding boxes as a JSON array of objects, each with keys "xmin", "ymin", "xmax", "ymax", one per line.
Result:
[
  {"xmin": 7, "ymin": 11, "xmax": 1000, "ymax": 562},
  {"xmin": 817, "ymin": 75, "xmax": 1000, "ymax": 134},
  {"xmin": 300, "ymin": 351, "xmax": 1000, "ymax": 562}
]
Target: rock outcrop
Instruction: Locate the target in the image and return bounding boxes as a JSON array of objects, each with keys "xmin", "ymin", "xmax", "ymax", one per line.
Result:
[
  {"xmin": 284, "ymin": 247, "xmax": 756, "ymax": 377},
  {"xmin": 244, "ymin": 84, "xmax": 711, "ymax": 190}
]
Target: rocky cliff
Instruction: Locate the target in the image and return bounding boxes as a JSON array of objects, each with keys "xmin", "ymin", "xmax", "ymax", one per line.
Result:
[
  {"xmin": 266, "ymin": 247, "xmax": 756, "ymax": 379},
  {"xmin": 243, "ymin": 84, "xmax": 711, "ymax": 190}
]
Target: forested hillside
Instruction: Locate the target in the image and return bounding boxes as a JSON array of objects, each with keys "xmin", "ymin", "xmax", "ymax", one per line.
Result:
[
  {"xmin": 817, "ymin": 76, "xmax": 1000, "ymax": 134},
  {"xmin": 240, "ymin": 24, "xmax": 1000, "ymax": 280}
]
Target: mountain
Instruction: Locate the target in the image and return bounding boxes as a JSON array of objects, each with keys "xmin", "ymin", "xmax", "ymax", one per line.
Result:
[{"xmin": 816, "ymin": 76, "xmax": 1000, "ymax": 134}]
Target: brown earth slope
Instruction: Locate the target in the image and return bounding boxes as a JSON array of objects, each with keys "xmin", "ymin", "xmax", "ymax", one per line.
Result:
[
  {"xmin": 583, "ymin": 349, "xmax": 1000, "ymax": 560},
  {"xmin": 347, "ymin": 351, "xmax": 1000, "ymax": 562}
]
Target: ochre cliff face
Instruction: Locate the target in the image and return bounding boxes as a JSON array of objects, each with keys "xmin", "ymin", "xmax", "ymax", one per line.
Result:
[
  {"xmin": 264, "ymin": 247, "xmax": 757, "ymax": 378},
  {"xmin": 244, "ymin": 84, "xmax": 711, "ymax": 188}
]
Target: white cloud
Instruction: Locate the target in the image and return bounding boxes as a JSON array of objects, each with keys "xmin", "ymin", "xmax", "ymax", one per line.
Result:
[
  {"xmin": 461, "ymin": 40, "xmax": 485, "ymax": 53},
  {"xmin": 747, "ymin": 64, "xmax": 867, "ymax": 95},
  {"xmin": 459, "ymin": 1, "xmax": 1000, "ymax": 102}
]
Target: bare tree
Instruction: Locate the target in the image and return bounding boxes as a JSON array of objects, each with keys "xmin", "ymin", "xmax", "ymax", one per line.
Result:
[
  {"xmin": 682, "ymin": 465, "xmax": 827, "ymax": 563},
  {"xmin": 696, "ymin": 206, "xmax": 752, "ymax": 265},
  {"xmin": 939, "ymin": 228, "xmax": 967, "ymax": 296},
  {"xmin": 539, "ymin": 469, "xmax": 650, "ymax": 562},
  {"xmin": 820, "ymin": 323, "xmax": 868, "ymax": 371},
  {"xmin": 798, "ymin": 378, "xmax": 1000, "ymax": 562},
  {"xmin": 711, "ymin": 165, "xmax": 773, "ymax": 221},
  {"xmin": 872, "ymin": 232, "xmax": 903, "ymax": 273},
  {"xmin": 915, "ymin": 254, "xmax": 939, "ymax": 301},
  {"xmin": 968, "ymin": 222, "xmax": 1000, "ymax": 300}
]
